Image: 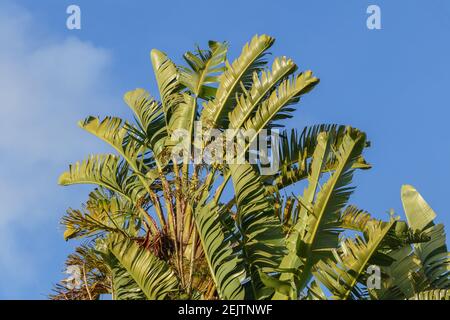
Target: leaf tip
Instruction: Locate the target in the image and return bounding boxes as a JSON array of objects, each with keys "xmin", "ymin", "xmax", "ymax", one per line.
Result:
[{"xmin": 58, "ymin": 172, "xmax": 70, "ymax": 185}]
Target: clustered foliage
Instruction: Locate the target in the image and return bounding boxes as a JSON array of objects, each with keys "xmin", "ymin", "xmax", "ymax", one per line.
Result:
[{"xmin": 52, "ymin": 34, "xmax": 450, "ymax": 300}]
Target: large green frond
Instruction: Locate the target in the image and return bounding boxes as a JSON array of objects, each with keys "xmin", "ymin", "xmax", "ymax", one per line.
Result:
[
  {"xmin": 106, "ymin": 234, "xmax": 179, "ymax": 300},
  {"xmin": 100, "ymin": 249, "xmax": 147, "ymax": 300},
  {"xmin": 243, "ymin": 71, "xmax": 319, "ymax": 133},
  {"xmin": 79, "ymin": 117, "xmax": 147, "ymax": 172},
  {"xmin": 78, "ymin": 116, "xmax": 159, "ymax": 193},
  {"xmin": 230, "ymin": 163, "xmax": 285, "ymax": 299},
  {"xmin": 401, "ymin": 185, "xmax": 450, "ymax": 288},
  {"xmin": 62, "ymin": 189, "xmax": 141, "ymax": 241},
  {"xmin": 229, "ymin": 56, "xmax": 297, "ymax": 129},
  {"xmin": 123, "ymin": 88, "xmax": 167, "ymax": 159},
  {"xmin": 180, "ymin": 41, "xmax": 228, "ymax": 99},
  {"xmin": 265, "ymin": 125, "xmax": 370, "ymax": 195},
  {"xmin": 165, "ymin": 93, "xmax": 196, "ymax": 145},
  {"xmin": 58, "ymin": 154, "xmax": 145, "ymax": 202},
  {"xmin": 274, "ymin": 130, "xmax": 366, "ymax": 299},
  {"xmin": 401, "ymin": 184, "xmax": 436, "ymax": 230},
  {"xmin": 192, "ymin": 191, "xmax": 246, "ymax": 300},
  {"xmin": 371, "ymin": 246, "xmax": 422, "ymax": 299},
  {"xmin": 314, "ymin": 219, "xmax": 396, "ymax": 300},
  {"xmin": 201, "ymin": 34, "xmax": 275, "ymax": 128},
  {"xmin": 150, "ymin": 49, "xmax": 183, "ymax": 116}
]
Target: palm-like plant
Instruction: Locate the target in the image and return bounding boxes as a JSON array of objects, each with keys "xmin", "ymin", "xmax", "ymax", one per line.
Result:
[{"xmin": 53, "ymin": 34, "xmax": 449, "ymax": 300}]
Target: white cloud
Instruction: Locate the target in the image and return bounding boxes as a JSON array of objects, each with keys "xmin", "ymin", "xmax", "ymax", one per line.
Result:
[{"xmin": 0, "ymin": 2, "xmax": 119, "ymax": 297}]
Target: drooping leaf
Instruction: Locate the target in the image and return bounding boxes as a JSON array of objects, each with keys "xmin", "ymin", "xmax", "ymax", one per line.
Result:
[
  {"xmin": 100, "ymin": 249, "xmax": 146, "ymax": 300},
  {"xmin": 50, "ymin": 244, "xmax": 111, "ymax": 300},
  {"xmin": 230, "ymin": 163, "xmax": 285, "ymax": 299},
  {"xmin": 192, "ymin": 191, "xmax": 246, "ymax": 300},
  {"xmin": 107, "ymin": 233, "xmax": 179, "ymax": 300},
  {"xmin": 58, "ymin": 154, "xmax": 146, "ymax": 202},
  {"xmin": 62, "ymin": 189, "xmax": 137, "ymax": 241}
]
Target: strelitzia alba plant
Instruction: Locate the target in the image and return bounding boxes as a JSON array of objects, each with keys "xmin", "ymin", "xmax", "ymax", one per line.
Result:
[{"xmin": 52, "ymin": 34, "xmax": 449, "ymax": 300}]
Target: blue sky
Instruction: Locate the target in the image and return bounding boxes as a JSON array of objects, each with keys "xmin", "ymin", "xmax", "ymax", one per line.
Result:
[{"xmin": 0, "ymin": 0, "xmax": 449, "ymax": 299}]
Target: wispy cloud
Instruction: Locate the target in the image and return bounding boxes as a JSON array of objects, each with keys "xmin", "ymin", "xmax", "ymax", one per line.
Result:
[{"xmin": 0, "ymin": 2, "xmax": 118, "ymax": 298}]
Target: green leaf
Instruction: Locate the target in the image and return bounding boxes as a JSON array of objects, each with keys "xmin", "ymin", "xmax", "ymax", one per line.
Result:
[
  {"xmin": 78, "ymin": 116, "xmax": 159, "ymax": 201},
  {"xmin": 243, "ymin": 70, "xmax": 319, "ymax": 133},
  {"xmin": 306, "ymin": 280, "xmax": 327, "ymax": 300},
  {"xmin": 180, "ymin": 41, "xmax": 228, "ymax": 99},
  {"xmin": 264, "ymin": 125, "xmax": 371, "ymax": 195},
  {"xmin": 201, "ymin": 34, "xmax": 275, "ymax": 128},
  {"xmin": 409, "ymin": 289, "xmax": 450, "ymax": 300},
  {"xmin": 259, "ymin": 270, "xmax": 294, "ymax": 298},
  {"xmin": 275, "ymin": 130, "xmax": 366, "ymax": 299},
  {"xmin": 61, "ymin": 189, "xmax": 138, "ymax": 241},
  {"xmin": 401, "ymin": 185, "xmax": 436, "ymax": 230},
  {"xmin": 339, "ymin": 205, "xmax": 380, "ymax": 233},
  {"xmin": 371, "ymin": 245, "xmax": 421, "ymax": 299},
  {"xmin": 314, "ymin": 218, "xmax": 396, "ymax": 300},
  {"xmin": 150, "ymin": 49, "xmax": 183, "ymax": 117},
  {"xmin": 107, "ymin": 233, "xmax": 179, "ymax": 300},
  {"xmin": 401, "ymin": 185, "xmax": 450, "ymax": 288},
  {"xmin": 230, "ymin": 163, "xmax": 285, "ymax": 299},
  {"xmin": 123, "ymin": 88, "xmax": 167, "ymax": 160},
  {"xmin": 229, "ymin": 56, "xmax": 297, "ymax": 130},
  {"xmin": 58, "ymin": 154, "xmax": 145, "ymax": 202},
  {"xmin": 100, "ymin": 249, "xmax": 147, "ymax": 300},
  {"xmin": 192, "ymin": 191, "xmax": 246, "ymax": 300},
  {"xmin": 79, "ymin": 117, "xmax": 148, "ymax": 174}
]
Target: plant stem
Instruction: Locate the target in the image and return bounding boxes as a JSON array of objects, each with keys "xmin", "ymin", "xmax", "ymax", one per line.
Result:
[{"xmin": 82, "ymin": 264, "xmax": 93, "ymax": 300}]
